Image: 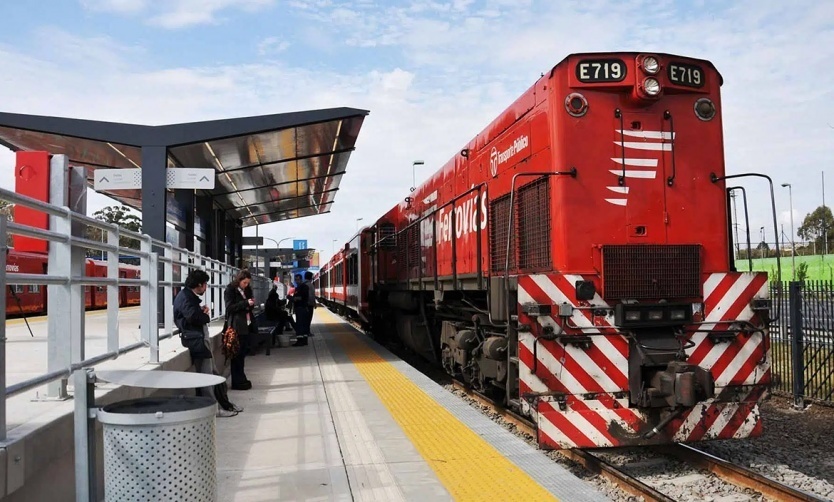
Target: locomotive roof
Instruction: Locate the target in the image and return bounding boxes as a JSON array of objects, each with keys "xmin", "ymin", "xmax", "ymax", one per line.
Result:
[
  {"xmin": 553, "ymin": 51, "xmax": 723, "ymax": 85},
  {"xmin": 0, "ymin": 107, "xmax": 369, "ymax": 226}
]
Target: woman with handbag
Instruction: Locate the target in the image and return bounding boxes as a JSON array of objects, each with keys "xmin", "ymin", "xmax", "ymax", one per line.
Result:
[{"xmin": 224, "ymin": 270, "xmax": 256, "ymax": 390}]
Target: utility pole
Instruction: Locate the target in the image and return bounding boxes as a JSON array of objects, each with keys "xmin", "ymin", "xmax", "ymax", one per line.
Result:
[{"xmin": 824, "ymin": 171, "xmax": 828, "ymax": 256}]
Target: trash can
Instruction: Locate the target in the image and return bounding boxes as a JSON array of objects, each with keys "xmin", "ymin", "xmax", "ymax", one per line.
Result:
[{"xmin": 97, "ymin": 395, "xmax": 217, "ymax": 502}]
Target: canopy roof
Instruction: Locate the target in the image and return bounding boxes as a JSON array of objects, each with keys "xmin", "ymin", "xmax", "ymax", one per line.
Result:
[{"xmin": 0, "ymin": 107, "xmax": 369, "ymax": 226}]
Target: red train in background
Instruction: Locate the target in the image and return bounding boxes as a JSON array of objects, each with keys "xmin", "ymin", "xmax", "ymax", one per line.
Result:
[
  {"xmin": 316, "ymin": 51, "xmax": 774, "ymax": 450},
  {"xmin": 5, "ymin": 249, "xmax": 141, "ymax": 316}
]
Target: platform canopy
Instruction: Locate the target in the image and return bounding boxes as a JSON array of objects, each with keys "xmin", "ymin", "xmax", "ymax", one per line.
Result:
[{"xmin": 0, "ymin": 107, "xmax": 369, "ymax": 226}]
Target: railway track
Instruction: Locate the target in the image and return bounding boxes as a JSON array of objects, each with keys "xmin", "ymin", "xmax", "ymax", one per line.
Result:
[
  {"xmin": 336, "ymin": 311, "xmax": 826, "ymax": 501},
  {"xmin": 451, "ymin": 380, "xmax": 826, "ymax": 502}
]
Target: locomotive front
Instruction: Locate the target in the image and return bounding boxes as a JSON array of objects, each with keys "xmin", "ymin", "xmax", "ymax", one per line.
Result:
[{"xmin": 516, "ymin": 53, "xmax": 771, "ymax": 449}]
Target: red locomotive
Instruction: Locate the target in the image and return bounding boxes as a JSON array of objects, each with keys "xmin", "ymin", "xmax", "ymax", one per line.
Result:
[
  {"xmin": 316, "ymin": 52, "xmax": 772, "ymax": 450},
  {"xmin": 5, "ymin": 249, "xmax": 142, "ymax": 316}
]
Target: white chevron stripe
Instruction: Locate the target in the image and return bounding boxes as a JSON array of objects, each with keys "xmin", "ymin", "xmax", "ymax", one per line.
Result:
[
  {"xmin": 615, "ymin": 141, "xmax": 673, "ymax": 151},
  {"xmin": 705, "ymin": 403, "xmax": 741, "ymax": 439},
  {"xmin": 538, "ymin": 412, "xmax": 579, "ymax": 449},
  {"xmin": 610, "ymin": 157, "xmax": 659, "ymax": 167},
  {"xmin": 520, "ymin": 335, "xmax": 586, "ymax": 395},
  {"xmin": 616, "ymin": 130, "xmax": 675, "ymax": 140},
  {"xmin": 608, "ymin": 169, "xmax": 657, "ymax": 179},
  {"xmin": 564, "ymin": 411, "xmax": 615, "ymax": 447},
  {"xmin": 518, "ymin": 332, "xmax": 551, "ymax": 394},
  {"xmin": 606, "ymin": 186, "xmax": 629, "ymax": 194},
  {"xmin": 605, "ymin": 198, "xmax": 628, "ymax": 206},
  {"xmin": 733, "ymin": 406, "xmax": 760, "ymax": 438},
  {"xmin": 703, "ymin": 273, "xmax": 725, "ymax": 299},
  {"xmin": 530, "ymin": 275, "xmax": 600, "ymax": 333},
  {"xmin": 673, "ymin": 403, "xmax": 709, "ymax": 441}
]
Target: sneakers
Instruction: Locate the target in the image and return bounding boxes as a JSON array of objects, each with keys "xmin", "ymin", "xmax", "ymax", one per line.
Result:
[{"xmin": 216, "ymin": 408, "xmax": 239, "ymax": 418}]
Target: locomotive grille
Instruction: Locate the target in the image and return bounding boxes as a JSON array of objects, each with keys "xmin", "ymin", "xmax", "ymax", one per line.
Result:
[
  {"xmin": 490, "ymin": 176, "xmax": 551, "ymax": 273},
  {"xmin": 602, "ymin": 244, "xmax": 701, "ymax": 300},
  {"xmin": 490, "ymin": 193, "xmax": 514, "ymax": 273},
  {"xmin": 517, "ymin": 176, "xmax": 551, "ymax": 271},
  {"xmin": 378, "ymin": 222, "xmax": 396, "ymax": 249}
]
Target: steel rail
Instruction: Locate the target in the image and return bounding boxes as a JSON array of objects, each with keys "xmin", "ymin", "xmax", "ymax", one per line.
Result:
[{"xmin": 663, "ymin": 444, "xmax": 827, "ymax": 502}]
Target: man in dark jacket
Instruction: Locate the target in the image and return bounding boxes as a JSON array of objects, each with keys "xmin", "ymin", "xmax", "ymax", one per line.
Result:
[{"xmin": 174, "ymin": 269, "xmax": 241, "ymax": 416}]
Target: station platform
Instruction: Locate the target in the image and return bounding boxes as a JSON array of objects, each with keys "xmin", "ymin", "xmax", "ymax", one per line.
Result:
[{"xmin": 215, "ymin": 308, "xmax": 609, "ymax": 502}]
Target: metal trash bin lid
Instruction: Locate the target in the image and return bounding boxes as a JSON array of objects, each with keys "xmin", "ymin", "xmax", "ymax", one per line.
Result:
[
  {"xmin": 97, "ymin": 370, "xmax": 225, "ymax": 389},
  {"xmin": 98, "ymin": 396, "xmax": 216, "ymax": 425}
]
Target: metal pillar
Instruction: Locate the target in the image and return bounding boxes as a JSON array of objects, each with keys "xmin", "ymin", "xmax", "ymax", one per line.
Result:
[
  {"xmin": 225, "ymin": 217, "xmax": 236, "ymax": 266},
  {"xmin": 195, "ymin": 195, "xmax": 213, "ymax": 258},
  {"xmin": 46, "ymin": 155, "xmax": 86, "ymax": 398},
  {"xmin": 175, "ymin": 188, "xmax": 195, "ymax": 252},
  {"xmin": 73, "ymin": 368, "xmax": 97, "ymax": 501},
  {"xmin": 141, "ymin": 146, "xmax": 168, "ymax": 326},
  {"xmin": 789, "ymin": 281, "xmax": 805, "ymax": 409},
  {"xmin": 214, "ymin": 209, "xmax": 226, "ymax": 263}
]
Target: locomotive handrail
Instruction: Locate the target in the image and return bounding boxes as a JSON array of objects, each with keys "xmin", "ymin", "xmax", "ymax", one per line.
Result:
[
  {"xmin": 727, "ymin": 186, "xmax": 753, "ymax": 272},
  {"xmin": 711, "ymin": 172, "xmax": 782, "ymax": 322},
  {"xmin": 503, "ymin": 169, "xmax": 578, "ymax": 320}
]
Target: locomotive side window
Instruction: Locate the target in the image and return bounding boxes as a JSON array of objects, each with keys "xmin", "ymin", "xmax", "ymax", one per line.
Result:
[
  {"xmin": 12, "ymin": 285, "xmax": 24, "ymax": 294},
  {"xmin": 575, "ymin": 58, "xmax": 626, "ymax": 83},
  {"xmin": 667, "ymin": 62, "xmax": 704, "ymax": 88},
  {"xmin": 30, "ymin": 285, "xmax": 40, "ymax": 294}
]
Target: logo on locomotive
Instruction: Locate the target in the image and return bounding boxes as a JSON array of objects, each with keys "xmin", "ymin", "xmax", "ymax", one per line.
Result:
[{"xmin": 489, "ymin": 134, "xmax": 529, "ymax": 178}]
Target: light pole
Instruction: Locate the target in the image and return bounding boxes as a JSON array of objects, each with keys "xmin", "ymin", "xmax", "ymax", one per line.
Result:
[
  {"xmin": 262, "ymin": 237, "xmax": 294, "ymax": 278},
  {"xmin": 781, "ymin": 183, "xmax": 796, "ymax": 280},
  {"xmin": 356, "ymin": 217, "xmax": 364, "ymax": 231},
  {"xmin": 410, "ymin": 160, "xmax": 425, "ymax": 192},
  {"xmin": 332, "ymin": 239, "xmax": 338, "ymax": 256},
  {"xmin": 760, "ymin": 226, "xmax": 765, "ymax": 263}
]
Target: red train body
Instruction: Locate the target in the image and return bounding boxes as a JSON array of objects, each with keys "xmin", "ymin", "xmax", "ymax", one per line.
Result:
[
  {"xmin": 5, "ymin": 249, "xmax": 141, "ymax": 316},
  {"xmin": 317, "ymin": 52, "xmax": 771, "ymax": 450}
]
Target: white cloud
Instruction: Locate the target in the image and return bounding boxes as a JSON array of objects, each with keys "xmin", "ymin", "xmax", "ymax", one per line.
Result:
[
  {"xmin": 79, "ymin": 0, "xmax": 275, "ymax": 28},
  {"xmin": 257, "ymin": 36, "xmax": 290, "ymax": 55},
  {"xmin": 80, "ymin": 0, "xmax": 148, "ymax": 14},
  {"xmin": 4, "ymin": 1, "xmax": 834, "ymax": 257}
]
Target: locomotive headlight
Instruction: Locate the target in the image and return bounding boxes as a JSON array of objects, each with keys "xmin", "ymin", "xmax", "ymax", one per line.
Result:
[
  {"xmin": 642, "ymin": 56, "xmax": 659, "ymax": 74},
  {"xmin": 625, "ymin": 311, "xmax": 641, "ymax": 321},
  {"xmin": 648, "ymin": 310, "xmax": 664, "ymax": 321},
  {"xmin": 670, "ymin": 309, "xmax": 687, "ymax": 320},
  {"xmin": 643, "ymin": 78, "xmax": 661, "ymax": 96},
  {"xmin": 694, "ymin": 98, "xmax": 716, "ymax": 121}
]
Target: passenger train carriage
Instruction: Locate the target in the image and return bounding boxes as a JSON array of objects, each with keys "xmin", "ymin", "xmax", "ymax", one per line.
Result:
[
  {"xmin": 317, "ymin": 52, "xmax": 773, "ymax": 450},
  {"xmin": 5, "ymin": 249, "xmax": 142, "ymax": 316}
]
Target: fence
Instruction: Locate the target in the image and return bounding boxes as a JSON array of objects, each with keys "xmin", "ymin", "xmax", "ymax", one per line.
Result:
[
  {"xmin": 768, "ymin": 280, "xmax": 834, "ymax": 407},
  {"xmin": 0, "ymin": 165, "xmax": 270, "ymax": 500}
]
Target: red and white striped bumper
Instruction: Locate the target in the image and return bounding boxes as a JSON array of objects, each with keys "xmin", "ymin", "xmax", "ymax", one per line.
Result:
[{"xmin": 518, "ymin": 272, "xmax": 769, "ymax": 449}]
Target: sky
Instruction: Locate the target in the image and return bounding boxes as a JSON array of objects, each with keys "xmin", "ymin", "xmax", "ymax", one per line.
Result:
[{"xmin": 0, "ymin": 0, "xmax": 833, "ymax": 259}]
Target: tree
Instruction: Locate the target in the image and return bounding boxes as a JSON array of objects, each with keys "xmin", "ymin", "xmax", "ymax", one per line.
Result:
[
  {"xmin": 87, "ymin": 205, "xmax": 142, "ymax": 254},
  {"xmin": 797, "ymin": 205, "xmax": 834, "ymax": 254},
  {"xmin": 0, "ymin": 199, "xmax": 13, "ymax": 247}
]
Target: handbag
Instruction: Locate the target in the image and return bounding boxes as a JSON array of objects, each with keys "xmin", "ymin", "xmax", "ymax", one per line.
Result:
[
  {"xmin": 180, "ymin": 331, "xmax": 212, "ymax": 360},
  {"xmin": 220, "ymin": 321, "xmax": 240, "ymax": 361}
]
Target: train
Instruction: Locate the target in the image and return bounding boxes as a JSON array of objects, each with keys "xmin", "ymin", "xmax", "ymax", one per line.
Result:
[
  {"xmin": 315, "ymin": 51, "xmax": 772, "ymax": 450},
  {"xmin": 5, "ymin": 249, "xmax": 142, "ymax": 316}
]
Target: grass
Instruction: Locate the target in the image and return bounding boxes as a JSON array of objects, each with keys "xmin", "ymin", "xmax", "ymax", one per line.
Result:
[{"xmin": 734, "ymin": 254, "xmax": 834, "ymax": 282}]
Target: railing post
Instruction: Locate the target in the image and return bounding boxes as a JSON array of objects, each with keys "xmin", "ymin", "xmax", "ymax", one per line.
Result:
[
  {"xmin": 0, "ymin": 215, "xmax": 8, "ymax": 440},
  {"xmin": 164, "ymin": 244, "xmax": 174, "ymax": 338},
  {"xmin": 789, "ymin": 280, "xmax": 805, "ymax": 409},
  {"xmin": 47, "ymin": 208, "xmax": 72, "ymax": 399},
  {"xmin": 106, "ymin": 225, "xmax": 120, "ymax": 353},
  {"xmin": 73, "ymin": 368, "xmax": 96, "ymax": 501},
  {"xmin": 149, "ymin": 245, "xmax": 160, "ymax": 363}
]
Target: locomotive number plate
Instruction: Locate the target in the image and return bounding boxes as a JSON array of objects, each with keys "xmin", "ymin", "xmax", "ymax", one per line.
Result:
[
  {"xmin": 575, "ymin": 59, "xmax": 627, "ymax": 83},
  {"xmin": 668, "ymin": 62, "xmax": 705, "ymax": 88}
]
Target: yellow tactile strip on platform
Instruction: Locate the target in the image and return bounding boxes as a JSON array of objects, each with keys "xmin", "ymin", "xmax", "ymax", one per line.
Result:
[{"xmin": 326, "ymin": 320, "xmax": 559, "ymax": 502}]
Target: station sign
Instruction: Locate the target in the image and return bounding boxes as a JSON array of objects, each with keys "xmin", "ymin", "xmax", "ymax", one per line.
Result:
[
  {"xmin": 94, "ymin": 168, "xmax": 142, "ymax": 191},
  {"xmin": 94, "ymin": 168, "xmax": 215, "ymax": 191},
  {"xmin": 293, "ymin": 239, "xmax": 307, "ymax": 250}
]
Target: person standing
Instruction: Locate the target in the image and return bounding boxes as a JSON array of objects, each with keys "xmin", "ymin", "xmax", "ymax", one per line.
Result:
[
  {"xmin": 174, "ymin": 269, "xmax": 238, "ymax": 417},
  {"xmin": 304, "ymin": 271, "xmax": 317, "ymax": 336},
  {"xmin": 292, "ymin": 273, "xmax": 310, "ymax": 346},
  {"xmin": 225, "ymin": 270, "xmax": 255, "ymax": 390}
]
